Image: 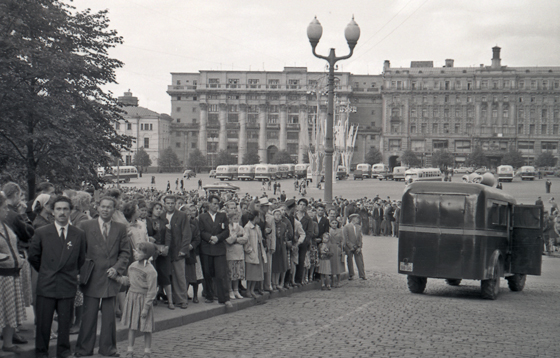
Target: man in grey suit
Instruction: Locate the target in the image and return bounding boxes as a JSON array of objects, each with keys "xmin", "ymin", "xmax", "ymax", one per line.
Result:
[
  {"xmin": 343, "ymin": 214, "xmax": 366, "ymax": 280},
  {"xmin": 28, "ymin": 196, "xmax": 86, "ymax": 358},
  {"xmin": 75, "ymin": 197, "xmax": 130, "ymax": 357}
]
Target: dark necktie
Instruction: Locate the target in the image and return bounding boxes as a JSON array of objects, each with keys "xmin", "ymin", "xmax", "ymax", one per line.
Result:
[
  {"xmin": 60, "ymin": 227, "xmax": 65, "ymax": 241},
  {"xmin": 102, "ymin": 223, "xmax": 109, "ymax": 241}
]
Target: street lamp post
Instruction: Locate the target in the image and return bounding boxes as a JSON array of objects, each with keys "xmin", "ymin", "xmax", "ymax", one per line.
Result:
[{"xmin": 307, "ymin": 16, "xmax": 360, "ymax": 205}]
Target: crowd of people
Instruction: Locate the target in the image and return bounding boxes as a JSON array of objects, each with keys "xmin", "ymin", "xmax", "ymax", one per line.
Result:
[{"xmin": 0, "ymin": 180, "xmax": 409, "ymax": 358}]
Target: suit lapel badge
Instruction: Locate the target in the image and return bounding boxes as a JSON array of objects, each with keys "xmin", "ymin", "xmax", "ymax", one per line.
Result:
[{"xmin": 67, "ymin": 241, "xmax": 73, "ymax": 250}]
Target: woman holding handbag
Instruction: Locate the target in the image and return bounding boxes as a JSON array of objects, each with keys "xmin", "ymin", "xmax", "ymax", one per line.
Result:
[{"xmin": 0, "ymin": 192, "xmax": 27, "ymax": 354}]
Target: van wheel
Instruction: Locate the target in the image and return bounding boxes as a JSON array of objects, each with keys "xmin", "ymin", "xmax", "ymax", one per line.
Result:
[
  {"xmin": 407, "ymin": 276, "xmax": 427, "ymax": 294},
  {"xmin": 445, "ymin": 279, "xmax": 462, "ymax": 286},
  {"xmin": 506, "ymin": 274, "xmax": 526, "ymax": 292},
  {"xmin": 481, "ymin": 263, "xmax": 500, "ymax": 300}
]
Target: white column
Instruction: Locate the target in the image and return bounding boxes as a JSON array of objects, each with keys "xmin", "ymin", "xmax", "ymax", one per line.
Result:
[
  {"xmin": 198, "ymin": 103, "xmax": 208, "ymax": 155},
  {"xmin": 238, "ymin": 104, "xmax": 247, "ymax": 164},
  {"xmin": 279, "ymin": 104, "xmax": 287, "ymax": 151},
  {"xmin": 218, "ymin": 103, "xmax": 227, "ymax": 151},
  {"xmin": 298, "ymin": 104, "xmax": 308, "ymax": 163},
  {"xmin": 258, "ymin": 104, "xmax": 267, "ymax": 163}
]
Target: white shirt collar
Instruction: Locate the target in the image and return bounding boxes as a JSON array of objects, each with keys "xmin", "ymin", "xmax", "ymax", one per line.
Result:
[
  {"xmin": 209, "ymin": 211, "xmax": 217, "ymax": 222},
  {"xmin": 54, "ymin": 222, "xmax": 70, "ymax": 239},
  {"xmin": 98, "ymin": 216, "xmax": 111, "ymax": 232}
]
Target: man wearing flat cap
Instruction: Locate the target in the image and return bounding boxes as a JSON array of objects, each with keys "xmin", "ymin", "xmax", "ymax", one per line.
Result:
[{"xmin": 343, "ymin": 213, "xmax": 366, "ymax": 280}]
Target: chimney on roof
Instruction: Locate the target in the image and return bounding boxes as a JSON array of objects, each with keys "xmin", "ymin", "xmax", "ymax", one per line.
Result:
[
  {"xmin": 383, "ymin": 60, "xmax": 390, "ymax": 71},
  {"xmin": 491, "ymin": 46, "xmax": 501, "ymax": 69},
  {"xmin": 118, "ymin": 90, "xmax": 139, "ymax": 107},
  {"xmin": 444, "ymin": 59, "xmax": 454, "ymax": 68}
]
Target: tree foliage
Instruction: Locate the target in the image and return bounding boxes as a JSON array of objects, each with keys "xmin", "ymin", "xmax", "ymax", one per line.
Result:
[
  {"xmin": 500, "ymin": 150, "xmax": 525, "ymax": 168},
  {"xmin": 132, "ymin": 147, "xmax": 152, "ymax": 170},
  {"xmin": 400, "ymin": 150, "xmax": 421, "ymax": 167},
  {"xmin": 466, "ymin": 147, "xmax": 488, "ymax": 168},
  {"xmin": 0, "ymin": 0, "xmax": 131, "ymax": 196},
  {"xmin": 158, "ymin": 147, "xmax": 181, "ymax": 170},
  {"xmin": 364, "ymin": 147, "xmax": 382, "ymax": 165},
  {"xmin": 242, "ymin": 150, "xmax": 260, "ymax": 165},
  {"xmin": 215, "ymin": 150, "xmax": 236, "ymax": 166},
  {"xmin": 271, "ymin": 150, "xmax": 294, "ymax": 164},
  {"xmin": 535, "ymin": 152, "xmax": 557, "ymax": 167},
  {"xmin": 432, "ymin": 150, "xmax": 455, "ymax": 169},
  {"xmin": 187, "ymin": 148, "xmax": 207, "ymax": 172}
]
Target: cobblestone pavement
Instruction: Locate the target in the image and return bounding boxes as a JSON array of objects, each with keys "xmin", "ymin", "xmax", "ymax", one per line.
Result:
[{"xmin": 110, "ymin": 236, "xmax": 560, "ymax": 358}]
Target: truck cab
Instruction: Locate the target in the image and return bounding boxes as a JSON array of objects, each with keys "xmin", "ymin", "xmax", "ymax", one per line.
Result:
[{"xmin": 398, "ymin": 181, "xmax": 542, "ymax": 300}]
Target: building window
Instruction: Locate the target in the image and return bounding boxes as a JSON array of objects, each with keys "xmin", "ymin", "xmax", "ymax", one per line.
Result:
[
  {"xmin": 443, "ymin": 123, "xmax": 449, "ymax": 133},
  {"xmin": 267, "ymin": 131, "xmax": 279, "ymax": 139},
  {"xmin": 288, "ymin": 115, "xmax": 299, "ymax": 124},
  {"xmin": 228, "ymin": 113, "xmax": 238, "ymax": 123},
  {"xmin": 410, "ymin": 124, "xmax": 416, "ymax": 134},
  {"xmin": 542, "ymin": 124, "xmax": 547, "ymax": 134},
  {"xmin": 267, "ymin": 115, "xmax": 278, "ymax": 124},
  {"xmin": 529, "ymin": 124, "xmax": 535, "ymax": 134},
  {"xmin": 432, "ymin": 123, "xmax": 438, "ymax": 134},
  {"xmin": 176, "ymin": 118, "xmax": 181, "ymax": 123},
  {"xmin": 455, "ymin": 140, "xmax": 471, "ymax": 153},
  {"xmin": 208, "ymin": 104, "xmax": 219, "ymax": 112},
  {"xmin": 454, "ymin": 124, "xmax": 460, "ymax": 134},
  {"xmin": 115, "ymin": 123, "xmax": 120, "ymax": 130},
  {"xmin": 433, "ymin": 140, "xmax": 448, "ymax": 150},
  {"xmin": 227, "ymin": 130, "xmax": 238, "ymax": 139},
  {"xmin": 175, "ymin": 142, "xmax": 181, "ymax": 148},
  {"xmin": 518, "ymin": 141, "xmax": 534, "ymax": 153},
  {"xmin": 176, "ymin": 107, "xmax": 181, "ymax": 112},
  {"xmin": 553, "ymin": 125, "xmax": 559, "ymax": 135},
  {"xmin": 287, "ymin": 132, "xmax": 299, "ymax": 140},
  {"xmin": 421, "ymin": 123, "xmax": 427, "ymax": 134},
  {"xmin": 503, "ymin": 110, "xmax": 509, "ymax": 118},
  {"xmin": 191, "ymin": 143, "xmax": 196, "ymax": 149},
  {"xmin": 411, "ymin": 140, "xmax": 425, "ymax": 152},
  {"xmin": 144, "ymin": 138, "xmax": 149, "ymax": 149},
  {"xmin": 542, "ymin": 109, "xmax": 548, "ymax": 119},
  {"xmin": 390, "ymin": 123, "xmax": 400, "ymax": 133},
  {"xmin": 388, "ymin": 139, "xmax": 401, "ymax": 151}
]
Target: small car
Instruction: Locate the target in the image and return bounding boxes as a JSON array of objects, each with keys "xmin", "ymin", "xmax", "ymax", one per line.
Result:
[
  {"xmin": 183, "ymin": 169, "xmax": 196, "ymax": 178},
  {"xmin": 353, "ymin": 169, "xmax": 364, "ymax": 180},
  {"xmin": 209, "ymin": 170, "xmax": 216, "ymax": 178}
]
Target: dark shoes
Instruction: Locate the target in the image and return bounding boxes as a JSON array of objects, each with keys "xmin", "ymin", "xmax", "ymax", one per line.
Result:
[
  {"xmin": 348, "ymin": 276, "xmax": 354, "ymax": 280},
  {"xmin": 192, "ymin": 296, "xmax": 199, "ymax": 303},
  {"xmin": 2, "ymin": 346, "xmax": 24, "ymax": 354},
  {"xmin": 204, "ymin": 299, "xmax": 214, "ymax": 304},
  {"xmin": 12, "ymin": 332, "xmax": 28, "ymax": 344}
]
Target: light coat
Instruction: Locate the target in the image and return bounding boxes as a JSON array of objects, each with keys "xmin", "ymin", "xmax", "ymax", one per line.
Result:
[
  {"xmin": 225, "ymin": 222, "xmax": 248, "ymax": 261},
  {"xmin": 243, "ymin": 221, "xmax": 267, "ymax": 265},
  {"xmin": 342, "ymin": 222, "xmax": 363, "ymax": 253}
]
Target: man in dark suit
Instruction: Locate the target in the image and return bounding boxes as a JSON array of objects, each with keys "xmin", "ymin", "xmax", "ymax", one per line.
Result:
[
  {"xmin": 294, "ymin": 198, "xmax": 313, "ymax": 285},
  {"xmin": 316, "ymin": 205, "xmax": 330, "ymax": 240},
  {"xmin": 198, "ymin": 195, "xmax": 231, "ymax": 307},
  {"xmin": 75, "ymin": 197, "xmax": 130, "ymax": 357},
  {"xmin": 372, "ymin": 202, "xmax": 382, "ymax": 236},
  {"xmin": 343, "ymin": 214, "xmax": 366, "ymax": 280},
  {"xmin": 162, "ymin": 195, "xmax": 191, "ymax": 309},
  {"xmin": 28, "ymin": 196, "xmax": 86, "ymax": 358}
]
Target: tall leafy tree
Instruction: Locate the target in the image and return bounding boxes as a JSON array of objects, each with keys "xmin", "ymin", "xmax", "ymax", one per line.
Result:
[
  {"xmin": 364, "ymin": 147, "xmax": 382, "ymax": 165},
  {"xmin": 242, "ymin": 150, "xmax": 260, "ymax": 165},
  {"xmin": 432, "ymin": 150, "xmax": 455, "ymax": 169},
  {"xmin": 500, "ymin": 149, "xmax": 525, "ymax": 168},
  {"xmin": 188, "ymin": 148, "xmax": 207, "ymax": 172},
  {"xmin": 0, "ymin": 0, "xmax": 131, "ymax": 196},
  {"xmin": 400, "ymin": 149, "xmax": 421, "ymax": 167},
  {"xmin": 466, "ymin": 147, "xmax": 488, "ymax": 168},
  {"xmin": 535, "ymin": 152, "xmax": 557, "ymax": 167},
  {"xmin": 215, "ymin": 150, "xmax": 236, "ymax": 166},
  {"xmin": 271, "ymin": 150, "xmax": 294, "ymax": 164},
  {"xmin": 158, "ymin": 147, "xmax": 181, "ymax": 171},
  {"xmin": 132, "ymin": 147, "xmax": 152, "ymax": 171}
]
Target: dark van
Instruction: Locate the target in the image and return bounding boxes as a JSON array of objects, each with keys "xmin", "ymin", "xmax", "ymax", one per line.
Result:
[
  {"xmin": 398, "ymin": 181, "xmax": 542, "ymax": 300},
  {"xmin": 353, "ymin": 169, "xmax": 363, "ymax": 180}
]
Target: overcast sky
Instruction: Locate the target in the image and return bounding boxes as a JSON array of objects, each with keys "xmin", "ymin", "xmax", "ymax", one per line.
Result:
[{"xmin": 72, "ymin": 0, "xmax": 560, "ymax": 115}]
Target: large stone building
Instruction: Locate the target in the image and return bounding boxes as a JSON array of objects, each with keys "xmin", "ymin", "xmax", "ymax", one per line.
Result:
[
  {"xmin": 382, "ymin": 47, "xmax": 560, "ymax": 167},
  {"xmin": 167, "ymin": 47, "xmax": 560, "ymax": 168},
  {"xmin": 167, "ymin": 68, "xmax": 383, "ymax": 166},
  {"xmin": 116, "ymin": 91, "xmax": 172, "ymax": 168}
]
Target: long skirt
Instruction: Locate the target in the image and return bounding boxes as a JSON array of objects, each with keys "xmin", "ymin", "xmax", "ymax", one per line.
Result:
[
  {"xmin": 271, "ymin": 242, "xmax": 288, "ymax": 274},
  {"xmin": 329, "ymin": 246, "xmax": 346, "ymax": 276},
  {"xmin": 0, "ymin": 275, "xmax": 27, "ymax": 329},
  {"xmin": 122, "ymin": 291, "xmax": 154, "ymax": 332},
  {"xmin": 228, "ymin": 260, "xmax": 245, "ymax": 280},
  {"xmin": 308, "ymin": 244, "xmax": 319, "ymax": 268}
]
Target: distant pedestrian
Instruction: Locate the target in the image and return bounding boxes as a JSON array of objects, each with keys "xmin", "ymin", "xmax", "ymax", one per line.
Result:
[
  {"xmin": 546, "ymin": 179, "xmax": 552, "ymax": 193},
  {"xmin": 151, "ymin": 176, "xmax": 155, "ymax": 186},
  {"xmin": 166, "ymin": 181, "xmax": 170, "ymax": 192},
  {"xmin": 198, "ymin": 179, "xmax": 202, "ymax": 190},
  {"xmin": 267, "ymin": 181, "xmax": 272, "ymax": 191},
  {"xmin": 535, "ymin": 196, "xmax": 544, "ymax": 206},
  {"xmin": 175, "ymin": 179, "xmax": 179, "ymax": 191},
  {"xmin": 180, "ymin": 179, "xmax": 184, "ymax": 191}
]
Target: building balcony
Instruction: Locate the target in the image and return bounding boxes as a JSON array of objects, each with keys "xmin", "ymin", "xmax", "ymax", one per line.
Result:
[
  {"xmin": 227, "ymin": 123, "xmax": 240, "ymax": 129},
  {"xmin": 166, "ymin": 85, "xmax": 197, "ymax": 92},
  {"xmin": 287, "ymin": 123, "xmax": 300, "ymax": 130},
  {"xmin": 267, "ymin": 123, "xmax": 280, "ymax": 129},
  {"xmin": 247, "ymin": 123, "xmax": 260, "ymax": 129}
]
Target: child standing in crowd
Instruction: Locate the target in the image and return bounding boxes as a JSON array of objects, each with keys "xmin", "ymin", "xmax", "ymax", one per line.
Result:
[
  {"xmin": 118, "ymin": 242, "xmax": 158, "ymax": 358},
  {"xmin": 317, "ymin": 232, "xmax": 333, "ymax": 290}
]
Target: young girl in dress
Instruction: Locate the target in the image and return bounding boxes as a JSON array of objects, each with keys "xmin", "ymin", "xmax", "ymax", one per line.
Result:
[
  {"xmin": 116, "ymin": 242, "xmax": 158, "ymax": 358},
  {"xmin": 243, "ymin": 210, "xmax": 267, "ymax": 299},
  {"xmin": 317, "ymin": 232, "xmax": 333, "ymax": 290}
]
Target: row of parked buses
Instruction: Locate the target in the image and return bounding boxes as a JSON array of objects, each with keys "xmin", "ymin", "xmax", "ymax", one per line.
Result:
[
  {"xmin": 97, "ymin": 166, "xmax": 139, "ymax": 183},
  {"xmin": 216, "ymin": 164, "xmax": 305, "ymax": 181}
]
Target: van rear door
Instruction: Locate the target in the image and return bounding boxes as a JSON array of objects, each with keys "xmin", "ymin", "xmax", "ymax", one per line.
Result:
[{"xmin": 510, "ymin": 205, "xmax": 543, "ymax": 275}]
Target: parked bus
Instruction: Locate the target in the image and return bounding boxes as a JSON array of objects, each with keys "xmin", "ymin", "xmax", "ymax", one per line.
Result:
[
  {"xmin": 278, "ymin": 164, "xmax": 290, "ymax": 179},
  {"xmin": 519, "ymin": 166, "xmax": 536, "ymax": 181},
  {"xmin": 295, "ymin": 164, "xmax": 309, "ymax": 179},
  {"xmin": 216, "ymin": 165, "xmax": 238, "ymax": 181},
  {"xmin": 404, "ymin": 168, "xmax": 443, "ymax": 184},
  {"xmin": 356, "ymin": 163, "xmax": 372, "ymax": 179},
  {"xmin": 285, "ymin": 164, "xmax": 296, "ymax": 178},
  {"xmin": 497, "ymin": 165, "xmax": 514, "ymax": 182},
  {"xmin": 98, "ymin": 166, "xmax": 139, "ymax": 183},
  {"xmin": 238, "ymin": 165, "xmax": 256, "ymax": 181},
  {"xmin": 391, "ymin": 166, "xmax": 409, "ymax": 181},
  {"xmin": 255, "ymin": 164, "xmax": 278, "ymax": 181},
  {"xmin": 371, "ymin": 163, "xmax": 389, "ymax": 179}
]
